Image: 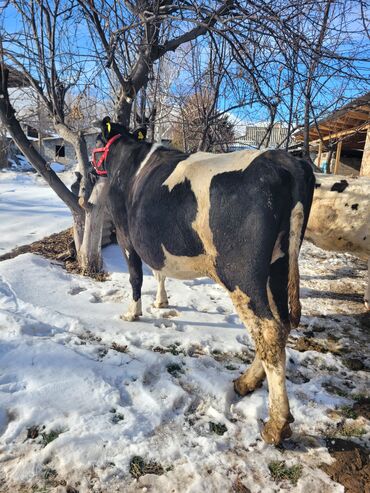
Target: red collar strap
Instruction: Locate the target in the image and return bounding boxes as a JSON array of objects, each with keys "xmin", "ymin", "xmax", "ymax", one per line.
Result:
[{"xmin": 92, "ymin": 134, "xmax": 121, "ymax": 176}]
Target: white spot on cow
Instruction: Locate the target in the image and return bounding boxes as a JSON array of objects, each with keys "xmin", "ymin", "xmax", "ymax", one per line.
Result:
[
  {"xmin": 271, "ymin": 231, "xmax": 285, "ymax": 264},
  {"xmin": 152, "ymin": 270, "xmax": 169, "ymax": 308},
  {"xmin": 288, "ymin": 201, "xmax": 304, "ymax": 327},
  {"xmin": 160, "ymin": 246, "xmax": 218, "ymax": 281},
  {"xmin": 121, "ymin": 298, "xmax": 142, "ymax": 321},
  {"xmin": 136, "ymin": 143, "xmax": 162, "ymax": 176}
]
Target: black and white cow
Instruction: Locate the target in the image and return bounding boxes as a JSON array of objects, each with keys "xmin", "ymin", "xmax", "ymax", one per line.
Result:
[
  {"xmin": 93, "ymin": 117, "xmax": 315, "ymax": 445},
  {"xmin": 307, "ymin": 174, "xmax": 370, "ymax": 309}
]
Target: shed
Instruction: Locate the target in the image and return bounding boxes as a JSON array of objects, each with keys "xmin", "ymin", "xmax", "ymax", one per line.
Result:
[
  {"xmin": 293, "ymin": 92, "xmax": 370, "ymax": 176},
  {"xmin": 41, "ymin": 130, "xmax": 99, "ymax": 166}
]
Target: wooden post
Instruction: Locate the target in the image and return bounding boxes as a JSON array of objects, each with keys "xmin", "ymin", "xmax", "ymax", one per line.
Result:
[
  {"xmin": 333, "ymin": 140, "xmax": 342, "ymax": 174},
  {"xmin": 360, "ymin": 126, "xmax": 370, "ymax": 176},
  {"xmin": 317, "ymin": 140, "xmax": 323, "ymax": 169}
]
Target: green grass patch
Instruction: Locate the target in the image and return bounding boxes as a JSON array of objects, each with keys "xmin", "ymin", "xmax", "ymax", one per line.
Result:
[
  {"xmin": 166, "ymin": 363, "xmax": 184, "ymax": 377},
  {"xmin": 268, "ymin": 460, "xmax": 303, "ymax": 485},
  {"xmin": 322, "ymin": 382, "xmax": 348, "ymax": 397},
  {"xmin": 352, "ymin": 393, "xmax": 369, "ymax": 401},
  {"xmin": 339, "ymin": 405, "xmax": 358, "ymax": 419},
  {"xmin": 111, "ymin": 412, "xmax": 124, "ymax": 424},
  {"xmin": 41, "ymin": 428, "xmax": 64, "ymax": 447},
  {"xmin": 327, "ymin": 422, "xmax": 367, "ymax": 438},
  {"xmin": 111, "ymin": 342, "xmax": 128, "ymax": 353},
  {"xmin": 129, "ymin": 456, "xmax": 165, "ymax": 479},
  {"xmin": 42, "ymin": 467, "xmax": 57, "ymax": 480},
  {"xmin": 209, "ymin": 422, "xmax": 227, "ymax": 435}
]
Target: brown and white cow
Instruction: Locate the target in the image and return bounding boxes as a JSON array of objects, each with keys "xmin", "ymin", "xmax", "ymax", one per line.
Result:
[
  {"xmin": 93, "ymin": 117, "xmax": 315, "ymax": 445},
  {"xmin": 307, "ymin": 174, "xmax": 370, "ymax": 309}
]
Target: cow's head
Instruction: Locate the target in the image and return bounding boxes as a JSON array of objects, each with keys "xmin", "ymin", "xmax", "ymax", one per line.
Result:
[{"xmin": 93, "ymin": 116, "xmax": 147, "ymax": 145}]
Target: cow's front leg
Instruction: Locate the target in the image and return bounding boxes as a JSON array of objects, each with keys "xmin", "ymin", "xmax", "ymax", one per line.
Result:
[
  {"xmin": 122, "ymin": 249, "xmax": 143, "ymax": 321},
  {"xmin": 152, "ymin": 270, "xmax": 168, "ymax": 308}
]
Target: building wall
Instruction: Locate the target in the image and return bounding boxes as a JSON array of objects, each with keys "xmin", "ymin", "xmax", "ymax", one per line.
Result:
[
  {"xmin": 42, "ymin": 138, "xmax": 75, "ymax": 165},
  {"xmin": 41, "ymin": 132, "xmax": 99, "ymax": 166},
  {"xmin": 231, "ymin": 125, "xmax": 289, "ymax": 150}
]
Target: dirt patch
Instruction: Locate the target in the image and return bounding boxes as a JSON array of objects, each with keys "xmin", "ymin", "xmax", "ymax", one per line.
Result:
[
  {"xmin": 0, "ymin": 229, "xmax": 109, "ymax": 281},
  {"xmin": 289, "ymin": 336, "xmax": 329, "ymax": 353},
  {"xmin": 321, "ymin": 438, "xmax": 370, "ymax": 493},
  {"xmin": 232, "ymin": 479, "xmax": 251, "ymax": 493},
  {"xmin": 353, "ymin": 398, "xmax": 370, "ymax": 420},
  {"xmin": 0, "ymin": 228, "xmax": 74, "ymax": 262}
]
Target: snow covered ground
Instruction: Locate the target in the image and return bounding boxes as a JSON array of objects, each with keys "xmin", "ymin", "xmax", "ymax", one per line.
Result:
[
  {"xmin": 0, "ymin": 170, "xmax": 72, "ymax": 254},
  {"xmin": 0, "ymin": 170, "xmax": 369, "ymax": 493}
]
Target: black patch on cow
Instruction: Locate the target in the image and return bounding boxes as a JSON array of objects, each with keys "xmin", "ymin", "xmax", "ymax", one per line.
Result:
[
  {"xmin": 209, "ymin": 151, "xmax": 314, "ymax": 321},
  {"xmin": 209, "ymin": 159, "xmax": 292, "ymax": 319},
  {"xmin": 126, "ymin": 249, "xmax": 143, "ymax": 301},
  {"xmin": 351, "ymin": 203, "xmax": 359, "ymax": 210},
  {"xmin": 331, "ymin": 180, "xmax": 348, "ymax": 193},
  {"xmin": 315, "ymin": 183, "xmax": 321, "ymax": 188},
  {"xmin": 120, "ymin": 148, "xmax": 204, "ymax": 269}
]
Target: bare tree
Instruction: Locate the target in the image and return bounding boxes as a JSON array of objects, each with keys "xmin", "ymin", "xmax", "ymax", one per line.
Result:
[
  {"xmin": 1, "ymin": 0, "xmax": 369, "ymax": 275},
  {"xmin": 0, "ymin": 0, "xmax": 111, "ymax": 273}
]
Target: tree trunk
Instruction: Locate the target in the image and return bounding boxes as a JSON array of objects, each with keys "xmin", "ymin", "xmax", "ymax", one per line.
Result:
[
  {"xmin": 72, "ymin": 211, "xmax": 85, "ymax": 253},
  {"xmin": 78, "ymin": 177, "xmax": 110, "ymax": 274}
]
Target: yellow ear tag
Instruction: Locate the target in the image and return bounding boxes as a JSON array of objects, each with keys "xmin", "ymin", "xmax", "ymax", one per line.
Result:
[
  {"xmin": 138, "ymin": 131, "xmax": 144, "ymax": 140},
  {"xmin": 106, "ymin": 122, "xmax": 111, "ymax": 133}
]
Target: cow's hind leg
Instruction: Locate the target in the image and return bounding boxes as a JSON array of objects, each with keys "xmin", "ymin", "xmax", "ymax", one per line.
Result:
[
  {"xmin": 234, "ymin": 354, "xmax": 265, "ymax": 396},
  {"xmin": 152, "ymin": 270, "xmax": 169, "ymax": 308},
  {"xmin": 234, "ymin": 243, "xmax": 291, "ymax": 398},
  {"xmin": 230, "ymin": 288, "xmax": 292, "ymax": 445}
]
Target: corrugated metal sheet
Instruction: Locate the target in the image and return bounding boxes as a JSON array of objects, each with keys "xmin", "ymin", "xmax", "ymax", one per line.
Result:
[{"xmin": 232, "ymin": 126, "xmax": 289, "ymax": 149}]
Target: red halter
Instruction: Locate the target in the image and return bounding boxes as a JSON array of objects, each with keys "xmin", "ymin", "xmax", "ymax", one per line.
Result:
[{"xmin": 91, "ymin": 134, "xmax": 121, "ymax": 176}]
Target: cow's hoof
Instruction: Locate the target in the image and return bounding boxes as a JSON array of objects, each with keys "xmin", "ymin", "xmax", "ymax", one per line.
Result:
[
  {"xmin": 261, "ymin": 419, "xmax": 292, "ymax": 445},
  {"xmin": 121, "ymin": 312, "xmax": 141, "ymax": 322},
  {"xmin": 233, "ymin": 376, "xmax": 262, "ymax": 396},
  {"xmin": 153, "ymin": 300, "xmax": 169, "ymax": 309}
]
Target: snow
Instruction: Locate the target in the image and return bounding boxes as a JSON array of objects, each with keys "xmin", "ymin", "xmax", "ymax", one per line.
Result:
[
  {"xmin": 0, "ymin": 169, "xmax": 368, "ymax": 492},
  {"xmin": 50, "ymin": 162, "xmax": 65, "ymax": 173},
  {"xmin": 0, "ymin": 170, "xmax": 72, "ymax": 254}
]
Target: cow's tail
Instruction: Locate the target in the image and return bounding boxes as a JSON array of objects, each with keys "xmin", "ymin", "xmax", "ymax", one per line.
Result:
[{"xmin": 288, "ymin": 193, "xmax": 305, "ymax": 328}]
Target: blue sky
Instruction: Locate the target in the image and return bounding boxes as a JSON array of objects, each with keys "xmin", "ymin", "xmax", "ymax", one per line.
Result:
[{"xmin": 1, "ymin": 1, "xmax": 369, "ymax": 127}]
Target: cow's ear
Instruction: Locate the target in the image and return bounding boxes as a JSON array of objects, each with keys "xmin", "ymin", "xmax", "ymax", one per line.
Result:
[
  {"xmin": 132, "ymin": 127, "xmax": 147, "ymax": 141},
  {"xmin": 93, "ymin": 116, "xmax": 112, "ymax": 142},
  {"xmin": 102, "ymin": 116, "xmax": 112, "ymax": 136}
]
